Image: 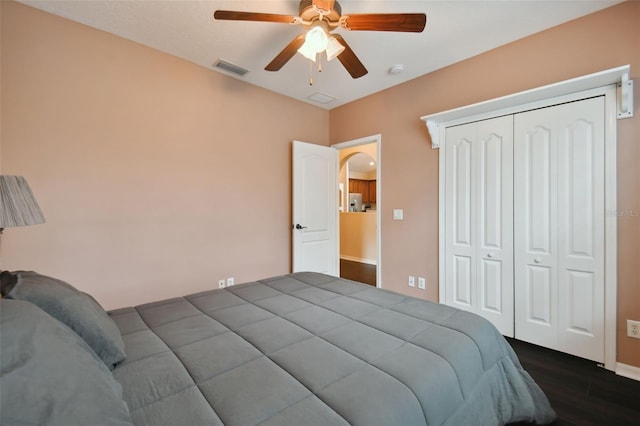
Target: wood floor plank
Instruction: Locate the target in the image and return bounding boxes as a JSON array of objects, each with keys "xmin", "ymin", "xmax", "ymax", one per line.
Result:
[
  {"xmin": 339, "ymin": 259, "xmax": 376, "ymax": 286},
  {"xmin": 507, "ymin": 338, "xmax": 640, "ymax": 426}
]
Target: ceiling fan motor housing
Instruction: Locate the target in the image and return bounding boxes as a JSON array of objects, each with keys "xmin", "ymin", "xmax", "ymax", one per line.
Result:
[{"xmin": 299, "ymin": 0, "xmax": 341, "ymax": 26}]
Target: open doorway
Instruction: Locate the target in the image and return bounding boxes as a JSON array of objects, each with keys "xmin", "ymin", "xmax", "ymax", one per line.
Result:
[{"xmin": 332, "ymin": 135, "xmax": 381, "ymax": 288}]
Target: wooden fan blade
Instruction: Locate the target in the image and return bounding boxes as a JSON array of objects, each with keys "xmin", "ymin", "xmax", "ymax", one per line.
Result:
[
  {"xmin": 214, "ymin": 10, "xmax": 297, "ymax": 24},
  {"xmin": 333, "ymin": 35, "xmax": 367, "ymax": 79},
  {"xmin": 341, "ymin": 13, "xmax": 427, "ymax": 32},
  {"xmin": 265, "ymin": 34, "xmax": 306, "ymax": 71}
]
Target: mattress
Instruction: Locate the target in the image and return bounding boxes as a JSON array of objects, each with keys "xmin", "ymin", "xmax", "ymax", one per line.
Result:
[{"xmin": 108, "ymin": 272, "xmax": 555, "ymax": 426}]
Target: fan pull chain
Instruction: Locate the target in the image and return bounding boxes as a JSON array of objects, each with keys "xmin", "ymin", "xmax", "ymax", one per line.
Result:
[{"xmin": 308, "ymin": 59, "xmax": 313, "ymax": 85}]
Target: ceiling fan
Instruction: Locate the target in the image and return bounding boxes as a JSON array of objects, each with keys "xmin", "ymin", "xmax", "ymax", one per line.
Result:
[{"xmin": 213, "ymin": 0, "xmax": 427, "ymax": 79}]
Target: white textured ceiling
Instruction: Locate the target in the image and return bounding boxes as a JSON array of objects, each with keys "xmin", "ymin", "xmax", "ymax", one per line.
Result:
[{"xmin": 18, "ymin": 0, "xmax": 622, "ymax": 109}]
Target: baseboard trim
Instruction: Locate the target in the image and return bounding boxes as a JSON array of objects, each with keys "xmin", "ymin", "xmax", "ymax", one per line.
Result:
[
  {"xmin": 616, "ymin": 362, "xmax": 640, "ymax": 381},
  {"xmin": 340, "ymin": 255, "xmax": 377, "ymax": 266}
]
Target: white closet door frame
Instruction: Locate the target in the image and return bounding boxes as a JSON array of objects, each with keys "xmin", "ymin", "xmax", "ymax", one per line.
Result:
[{"xmin": 436, "ymin": 84, "xmax": 617, "ymax": 371}]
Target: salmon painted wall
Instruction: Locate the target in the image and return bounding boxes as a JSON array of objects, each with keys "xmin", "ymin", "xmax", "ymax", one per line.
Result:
[
  {"xmin": 0, "ymin": 1, "xmax": 329, "ymax": 309},
  {"xmin": 330, "ymin": 1, "xmax": 639, "ymax": 367}
]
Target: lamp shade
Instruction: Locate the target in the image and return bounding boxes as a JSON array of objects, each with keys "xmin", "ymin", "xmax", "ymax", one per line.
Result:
[
  {"xmin": 297, "ymin": 26, "xmax": 329, "ymax": 61},
  {"xmin": 297, "ymin": 42, "xmax": 318, "ymax": 62},
  {"xmin": 0, "ymin": 176, "xmax": 45, "ymax": 230},
  {"xmin": 325, "ymin": 36, "xmax": 345, "ymax": 61}
]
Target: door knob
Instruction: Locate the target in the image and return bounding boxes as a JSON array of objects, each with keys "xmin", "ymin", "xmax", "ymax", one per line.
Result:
[
  {"xmin": 487, "ymin": 252, "xmax": 494, "ymax": 258},
  {"xmin": 294, "ymin": 224, "xmax": 307, "ymax": 230},
  {"xmin": 534, "ymin": 258, "xmax": 541, "ymax": 264}
]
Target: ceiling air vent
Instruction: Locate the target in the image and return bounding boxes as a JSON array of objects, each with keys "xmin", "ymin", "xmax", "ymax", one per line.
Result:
[
  {"xmin": 214, "ymin": 59, "xmax": 249, "ymax": 77},
  {"xmin": 307, "ymin": 92, "xmax": 336, "ymax": 104}
]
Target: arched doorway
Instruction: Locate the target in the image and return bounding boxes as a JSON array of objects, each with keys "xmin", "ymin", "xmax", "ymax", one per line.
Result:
[{"xmin": 335, "ymin": 139, "xmax": 379, "ymax": 287}]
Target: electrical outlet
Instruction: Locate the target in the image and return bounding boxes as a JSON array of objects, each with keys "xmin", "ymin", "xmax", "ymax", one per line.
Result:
[
  {"xmin": 218, "ymin": 279, "xmax": 226, "ymax": 289},
  {"xmin": 418, "ymin": 277, "xmax": 426, "ymax": 290},
  {"xmin": 627, "ymin": 320, "xmax": 640, "ymax": 339},
  {"xmin": 408, "ymin": 276, "xmax": 415, "ymax": 288},
  {"xmin": 226, "ymin": 277, "xmax": 235, "ymax": 287}
]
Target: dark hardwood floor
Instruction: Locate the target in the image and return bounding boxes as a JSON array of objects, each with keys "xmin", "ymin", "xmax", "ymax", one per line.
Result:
[
  {"xmin": 507, "ymin": 338, "xmax": 640, "ymax": 426},
  {"xmin": 339, "ymin": 259, "xmax": 376, "ymax": 286}
]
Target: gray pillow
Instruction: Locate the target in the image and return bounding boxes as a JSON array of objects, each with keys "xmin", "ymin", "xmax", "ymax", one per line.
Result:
[
  {"xmin": 0, "ymin": 299, "xmax": 133, "ymax": 426},
  {"xmin": 0, "ymin": 270, "xmax": 18, "ymax": 296},
  {"xmin": 8, "ymin": 271, "xmax": 126, "ymax": 370}
]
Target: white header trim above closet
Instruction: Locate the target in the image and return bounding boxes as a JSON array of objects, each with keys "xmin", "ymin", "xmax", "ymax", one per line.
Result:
[{"xmin": 420, "ymin": 64, "xmax": 631, "ymax": 149}]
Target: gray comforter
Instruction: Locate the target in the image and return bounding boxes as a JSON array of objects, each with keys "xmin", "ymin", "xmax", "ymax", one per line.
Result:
[{"xmin": 109, "ymin": 272, "xmax": 556, "ymax": 426}]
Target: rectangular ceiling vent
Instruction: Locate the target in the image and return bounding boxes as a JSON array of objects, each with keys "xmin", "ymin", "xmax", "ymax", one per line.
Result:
[
  {"xmin": 214, "ymin": 59, "xmax": 249, "ymax": 77},
  {"xmin": 307, "ymin": 92, "xmax": 336, "ymax": 104}
]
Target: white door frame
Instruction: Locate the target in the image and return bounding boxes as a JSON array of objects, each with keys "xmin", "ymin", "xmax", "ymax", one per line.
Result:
[{"xmin": 332, "ymin": 134, "xmax": 382, "ymax": 288}]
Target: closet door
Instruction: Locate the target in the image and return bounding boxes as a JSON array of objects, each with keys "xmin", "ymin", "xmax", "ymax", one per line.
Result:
[
  {"xmin": 514, "ymin": 97, "xmax": 605, "ymax": 362},
  {"xmin": 445, "ymin": 116, "xmax": 514, "ymax": 336}
]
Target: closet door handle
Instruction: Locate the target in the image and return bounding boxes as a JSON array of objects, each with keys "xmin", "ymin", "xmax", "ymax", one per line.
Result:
[
  {"xmin": 487, "ymin": 252, "xmax": 494, "ymax": 258},
  {"xmin": 533, "ymin": 258, "xmax": 541, "ymax": 264}
]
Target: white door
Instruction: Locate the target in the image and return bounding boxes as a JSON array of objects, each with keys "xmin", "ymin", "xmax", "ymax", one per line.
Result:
[
  {"xmin": 292, "ymin": 141, "xmax": 338, "ymax": 275},
  {"xmin": 444, "ymin": 115, "xmax": 514, "ymax": 336},
  {"xmin": 514, "ymin": 96, "xmax": 605, "ymax": 362}
]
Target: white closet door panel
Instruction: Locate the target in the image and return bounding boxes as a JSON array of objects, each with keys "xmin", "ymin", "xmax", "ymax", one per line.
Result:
[
  {"xmin": 453, "ymin": 138, "xmax": 473, "ymax": 247},
  {"xmin": 444, "ymin": 116, "xmax": 513, "ymax": 337},
  {"xmin": 480, "ymin": 134, "xmax": 503, "ymax": 248},
  {"xmin": 453, "ymin": 255, "xmax": 473, "ymax": 307},
  {"xmin": 481, "ymin": 259, "xmax": 503, "ymax": 311},
  {"xmin": 565, "ymin": 270, "xmax": 596, "ymax": 331},
  {"xmin": 521, "ymin": 264, "xmax": 556, "ymax": 348},
  {"xmin": 527, "ymin": 266, "xmax": 553, "ymax": 324},
  {"xmin": 445, "ymin": 125, "xmax": 476, "ymax": 311},
  {"xmin": 514, "ymin": 97, "xmax": 605, "ymax": 362},
  {"xmin": 524, "ymin": 125, "xmax": 554, "ymax": 257},
  {"xmin": 514, "ymin": 116, "xmax": 557, "ymax": 347},
  {"xmin": 556, "ymin": 97, "xmax": 605, "ymax": 361},
  {"xmin": 477, "ymin": 117, "xmax": 514, "ymax": 336}
]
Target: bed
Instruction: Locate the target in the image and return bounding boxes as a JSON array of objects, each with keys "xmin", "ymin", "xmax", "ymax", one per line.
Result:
[{"xmin": 1, "ymin": 270, "xmax": 555, "ymax": 426}]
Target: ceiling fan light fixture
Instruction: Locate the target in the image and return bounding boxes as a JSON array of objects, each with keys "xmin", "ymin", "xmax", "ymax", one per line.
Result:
[
  {"xmin": 217, "ymin": 2, "xmax": 427, "ymax": 80},
  {"xmin": 325, "ymin": 36, "xmax": 345, "ymax": 61},
  {"xmin": 297, "ymin": 25, "xmax": 328, "ymax": 61}
]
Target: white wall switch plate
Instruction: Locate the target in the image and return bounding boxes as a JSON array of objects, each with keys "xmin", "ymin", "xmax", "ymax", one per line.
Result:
[
  {"xmin": 418, "ymin": 277, "xmax": 426, "ymax": 290},
  {"xmin": 393, "ymin": 209, "xmax": 404, "ymax": 220},
  {"xmin": 218, "ymin": 279, "xmax": 226, "ymax": 289},
  {"xmin": 226, "ymin": 277, "xmax": 235, "ymax": 287},
  {"xmin": 408, "ymin": 276, "xmax": 415, "ymax": 287}
]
